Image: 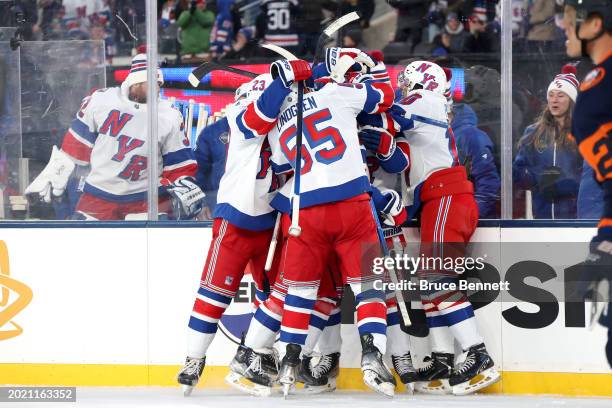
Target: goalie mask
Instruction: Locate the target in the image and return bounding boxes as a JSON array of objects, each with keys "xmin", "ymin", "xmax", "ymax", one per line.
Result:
[{"xmin": 397, "ymin": 60, "xmax": 447, "ymax": 97}]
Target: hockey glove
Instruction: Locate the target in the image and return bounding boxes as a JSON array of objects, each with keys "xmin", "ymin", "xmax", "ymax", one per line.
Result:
[
  {"xmin": 163, "ymin": 176, "xmax": 206, "ymax": 220},
  {"xmin": 270, "ymin": 59, "xmax": 312, "ymax": 88},
  {"xmin": 371, "ymin": 187, "xmax": 407, "ymax": 227},
  {"xmin": 25, "ymin": 145, "xmax": 76, "ymax": 203},
  {"xmin": 325, "ymin": 47, "xmax": 376, "ymax": 76},
  {"xmin": 359, "ymin": 126, "xmax": 396, "ymax": 159}
]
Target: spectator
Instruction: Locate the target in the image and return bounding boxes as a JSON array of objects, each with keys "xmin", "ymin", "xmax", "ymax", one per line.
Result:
[
  {"xmin": 177, "ymin": 0, "xmax": 215, "ymax": 58},
  {"xmin": 90, "ymin": 22, "xmax": 116, "ymax": 64},
  {"xmin": 343, "ymin": 29, "xmax": 365, "ymax": 48},
  {"xmin": 297, "ymin": 0, "xmax": 337, "ymax": 57},
  {"xmin": 578, "ymin": 164, "xmax": 604, "ymax": 219},
  {"xmin": 426, "ymin": 0, "xmax": 447, "ymax": 43},
  {"xmin": 451, "ymin": 103, "xmax": 500, "ymax": 218},
  {"xmin": 513, "ymin": 65, "xmax": 582, "ymax": 219},
  {"xmin": 463, "ymin": 9, "xmax": 498, "ymax": 53},
  {"xmin": 526, "ymin": 0, "xmax": 556, "ymax": 52},
  {"xmin": 195, "ymin": 116, "xmax": 229, "ymax": 219},
  {"xmin": 0, "ymin": 0, "xmax": 39, "ymax": 40},
  {"xmin": 444, "ymin": 12, "xmax": 470, "ymax": 52},
  {"xmin": 222, "ymin": 26, "xmax": 258, "ymax": 60},
  {"xmin": 209, "ymin": 0, "xmax": 235, "ymax": 59},
  {"xmin": 256, "ymin": 0, "xmax": 300, "ymax": 56},
  {"xmin": 39, "ymin": 0, "xmax": 63, "ymax": 40},
  {"xmin": 431, "ymin": 33, "xmax": 451, "ymax": 57},
  {"xmin": 339, "ymin": 0, "xmax": 376, "ymax": 30},
  {"xmin": 388, "ymin": 0, "xmax": 429, "ymax": 52}
]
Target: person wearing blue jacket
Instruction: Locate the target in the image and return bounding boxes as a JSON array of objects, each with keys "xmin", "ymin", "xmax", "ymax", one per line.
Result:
[
  {"xmin": 513, "ymin": 65, "xmax": 582, "ymax": 219},
  {"xmin": 450, "ymin": 103, "xmax": 500, "ymax": 218},
  {"xmin": 578, "ymin": 164, "xmax": 604, "ymax": 219},
  {"xmin": 194, "ymin": 116, "xmax": 229, "ymax": 219}
]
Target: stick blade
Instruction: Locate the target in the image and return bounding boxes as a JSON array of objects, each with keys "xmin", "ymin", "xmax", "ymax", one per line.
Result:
[
  {"xmin": 323, "ymin": 11, "xmax": 360, "ymax": 36},
  {"xmin": 188, "ymin": 72, "xmax": 201, "ymax": 88}
]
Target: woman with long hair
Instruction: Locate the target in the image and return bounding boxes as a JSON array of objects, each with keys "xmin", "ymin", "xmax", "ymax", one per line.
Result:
[{"xmin": 513, "ymin": 65, "xmax": 582, "ymax": 219}]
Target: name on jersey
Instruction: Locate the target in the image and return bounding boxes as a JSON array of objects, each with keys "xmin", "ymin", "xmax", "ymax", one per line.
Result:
[{"xmin": 276, "ymin": 96, "xmax": 318, "ymax": 131}]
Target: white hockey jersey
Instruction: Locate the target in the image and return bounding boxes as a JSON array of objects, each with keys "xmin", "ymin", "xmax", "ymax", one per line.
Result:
[
  {"xmin": 213, "ymin": 98, "xmax": 279, "ymax": 231},
  {"xmin": 61, "ymin": 84, "xmax": 197, "ymax": 202},
  {"xmin": 390, "ymin": 89, "xmax": 459, "ymax": 207},
  {"xmin": 268, "ymin": 82, "xmax": 393, "ymax": 212}
]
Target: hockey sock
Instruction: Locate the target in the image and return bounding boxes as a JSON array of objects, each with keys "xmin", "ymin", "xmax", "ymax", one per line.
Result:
[
  {"xmin": 351, "ymin": 283, "xmax": 387, "ymax": 354},
  {"xmin": 303, "ymin": 297, "xmax": 336, "ymax": 356},
  {"xmin": 279, "ymin": 285, "xmax": 319, "ymax": 357},
  {"xmin": 244, "ymin": 291, "xmax": 284, "ymax": 351},
  {"xmin": 386, "ymin": 297, "xmax": 411, "ymax": 356},
  {"xmin": 187, "ymin": 287, "xmax": 233, "ymax": 358},
  {"xmin": 315, "ymin": 307, "xmax": 342, "ymax": 355},
  {"xmin": 422, "ymin": 295, "xmax": 454, "ymax": 353}
]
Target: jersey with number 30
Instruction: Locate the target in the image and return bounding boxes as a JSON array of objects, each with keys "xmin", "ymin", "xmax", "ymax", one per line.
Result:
[{"xmin": 61, "ymin": 84, "xmax": 197, "ymax": 202}]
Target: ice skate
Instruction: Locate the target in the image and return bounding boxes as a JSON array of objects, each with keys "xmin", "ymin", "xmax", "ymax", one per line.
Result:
[
  {"xmin": 360, "ymin": 334, "xmax": 396, "ymax": 398},
  {"xmin": 296, "ymin": 352, "xmax": 339, "ymax": 394},
  {"xmin": 450, "ymin": 343, "xmax": 500, "ymax": 395},
  {"xmin": 224, "ymin": 347, "xmax": 273, "ymax": 397},
  {"xmin": 391, "ymin": 352, "xmax": 418, "ymax": 393},
  {"xmin": 177, "ymin": 356, "xmax": 205, "ymax": 396},
  {"xmin": 414, "ymin": 352, "xmax": 454, "ymax": 395},
  {"xmin": 278, "ymin": 343, "xmax": 301, "ymax": 398}
]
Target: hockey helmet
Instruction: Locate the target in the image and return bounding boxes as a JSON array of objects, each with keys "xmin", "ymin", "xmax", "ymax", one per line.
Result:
[
  {"xmin": 235, "ymin": 73, "xmax": 273, "ymax": 102},
  {"xmin": 397, "ymin": 61, "xmax": 447, "ymax": 97}
]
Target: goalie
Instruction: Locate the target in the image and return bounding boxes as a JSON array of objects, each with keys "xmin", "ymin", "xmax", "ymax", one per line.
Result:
[{"xmin": 25, "ymin": 54, "xmax": 205, "ymax": 221}]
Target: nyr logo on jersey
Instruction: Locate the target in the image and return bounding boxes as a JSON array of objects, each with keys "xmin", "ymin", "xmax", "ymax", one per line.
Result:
[{"xmin": 99, "ymin": 110, "xmax": 147, "ymax": 182}]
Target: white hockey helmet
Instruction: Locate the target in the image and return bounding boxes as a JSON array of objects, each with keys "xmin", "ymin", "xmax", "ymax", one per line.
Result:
[
  {"xmin": 397, "ymin": 60, "xmax": 447, "ymax": 97},
  {"xmin": 235, "ymin": 73, "xmax": 273, "ymax": 102}
]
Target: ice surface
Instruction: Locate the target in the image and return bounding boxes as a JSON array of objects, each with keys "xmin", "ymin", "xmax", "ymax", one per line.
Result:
[{"xmin": 19, "ymin": 387, "xmax": 612, "ymax": 408}]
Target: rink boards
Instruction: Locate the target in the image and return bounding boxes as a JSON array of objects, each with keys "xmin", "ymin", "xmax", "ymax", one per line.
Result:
[{"xmin": 0, "ymin": 224, "xmax": 610, "ymax": 396}]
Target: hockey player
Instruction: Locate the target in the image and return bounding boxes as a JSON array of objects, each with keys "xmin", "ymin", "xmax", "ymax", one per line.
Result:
[
  {"xmin": 25, "ymin": 54, "xmax": 204, "ymax": 221},
  {"xmin": 563, "ymin": 0, "xmax": 612, "ymax": 367},
  {"xmin": 233, "ymin": 49, "xmax": 396, "ymax": 396},
  {"xmin": 360, "ymin": 60, "xmax": 500, "ymax": 395},
  {"xmin": 257, "ymin": 0, "xmax": 300, "ymax": 52},
  {"xmin": 176, "ymin": 73, "xmax": 286, "ymax": 395}
]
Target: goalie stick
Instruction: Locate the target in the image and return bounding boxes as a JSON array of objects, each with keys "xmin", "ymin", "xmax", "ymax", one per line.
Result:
[{"xmin": 188, "ymin": 61, "xmax": 257, "ymax": 88}]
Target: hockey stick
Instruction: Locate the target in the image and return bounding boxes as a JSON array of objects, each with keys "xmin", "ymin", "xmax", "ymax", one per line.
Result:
[
  {"xmin": 188, "ymin": 61, "xmax": 257, "ymax": 88},
  {"xmin": 313, "ymin": 11, "xmax": 360, "ymax": 65},
  {"xmin": 370, "ymin": 201, "xmax": 412, "ymax": 327},
  {"xmin": 264, "ymin": 213, "xmax": 282, "ymax": 271},
  {"xmin": 259, "ymin": 43, "xmax": 303, "ymax": 237},
  {"xmin": 261, "ymin": 43, "xmax": 298, "ymax": 60}
]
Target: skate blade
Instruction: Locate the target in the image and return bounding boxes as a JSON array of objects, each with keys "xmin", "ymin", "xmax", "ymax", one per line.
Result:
[
  {"xmin": 402, "ymin": 382, "xmax": 415, "ymax": 394},
  {"xmin": 281, "ymin": 383, "xmax": 293, "ymax": 399},
  {"xmin": 297, "ymin": 378, "xmax": 337, "ymax": 395},
  {"xmin": 224, "ymin": 372, "xmax": 272, "ymax": 397},
  {"xmin": 363, "ymin": 371, "xmax": 395, "ymax": 398},
  {"xmin": 181, "ymin": 385, "xmax": 194, "ymax": 397},
  {"xmin": 452, "ymin": 368, "xmax": 501, "ymax": 396},
  {"xmin": 414, "ymin": 379, "xmax": 451, "ymax": 395}
]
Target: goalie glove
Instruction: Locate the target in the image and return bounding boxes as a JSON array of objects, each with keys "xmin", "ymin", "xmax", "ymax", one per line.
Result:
[
  {"xmin": 371, "ymin": 187, "xmax": 407, "ymax": 227},
  {"xmin": 359, "ymin": 126, "xmax": 396, "ymax": 159},
  {"xmin": 162, "ymin": 176, "xmax": 206, "ymax": 220},
  {"xmin": 24, "ymin": 146, "xmax": 76, "ymax": 203}
]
